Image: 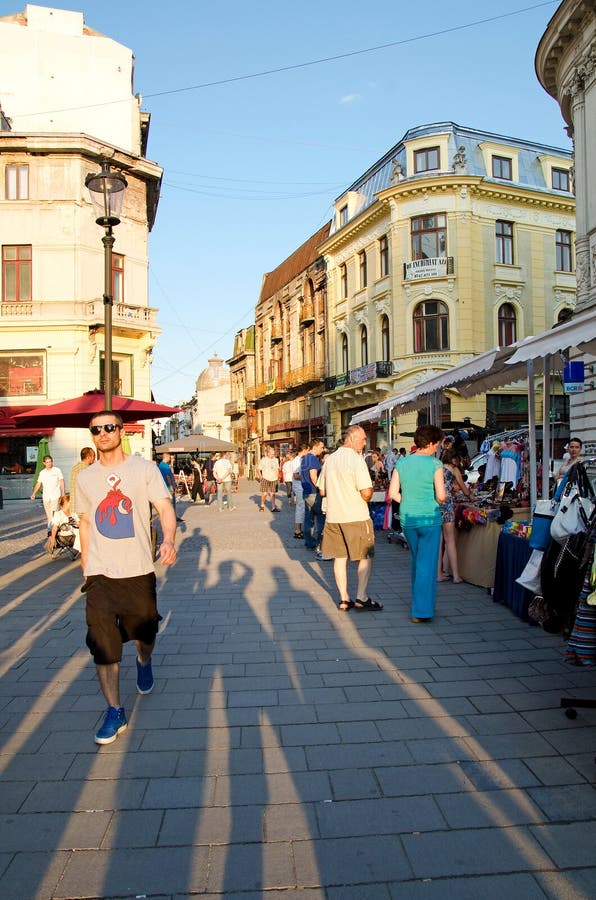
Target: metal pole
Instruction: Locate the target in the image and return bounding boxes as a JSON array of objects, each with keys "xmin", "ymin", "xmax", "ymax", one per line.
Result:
[
  {"xmin": 542, "ymin": 353, "xmax": 551, "ymax": 499},
  {"xmin": 102, "ymin": 227, "xmax": 115, "ymax": 411},
  {"xmin": 527, "ymin": 358, "xmax": 537, "ymax": 513}
]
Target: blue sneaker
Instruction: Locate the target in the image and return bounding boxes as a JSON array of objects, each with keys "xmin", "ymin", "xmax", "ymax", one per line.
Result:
[
  {"xmin": 95, "ymin": 707, "xmax": 127, "ymax": 745},
  {"xmin": 136, "ymin": 657, "xmax": 154, "ymax": 695}
]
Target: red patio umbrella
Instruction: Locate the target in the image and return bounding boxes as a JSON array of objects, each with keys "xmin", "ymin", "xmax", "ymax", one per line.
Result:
[{"xmin": 12, "ymin": 390, "xmax": 180, "ymax": 429}]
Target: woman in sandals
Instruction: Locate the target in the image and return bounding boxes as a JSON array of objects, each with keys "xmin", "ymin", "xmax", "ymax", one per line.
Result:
[
  {"xmin": 389, "ymin": 425, "xmax": 446, "ymax": 622},
  {"xmin": 437, "ymin": 448, "xmax": 470, "ymax": 583}
]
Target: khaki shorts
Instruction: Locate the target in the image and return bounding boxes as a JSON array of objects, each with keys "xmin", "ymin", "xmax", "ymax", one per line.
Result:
[{"xmin": 321, "ymin": 520, "xmax": 375, "ymax": 560}]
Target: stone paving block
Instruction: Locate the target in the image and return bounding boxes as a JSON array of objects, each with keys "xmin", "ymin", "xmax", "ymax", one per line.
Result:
[
  {"xmin": 21, "ymin": 778, "xmax": 147, "ymax": 813},
  {"xmin": 469, "ymin": 694, "xmax": 514, "ymax": 714},
  {"xmin": 534, "ymin": 867, "xmax": 596, "ymax": 899},
  {"xmin": 2, "ymin": 781, "xmax": 34, "ymax": 813},
  {"xmin": 463, "ymin": 731, "xmax": 558, "ymax": 760},
  {"xmin": 375, "ymin": 683, "xmax": 432, "ymax": 702},
  {"xmin": 306, "ymin": 740, "xmax": 413, "ymax": 771},
  {"xmin": 316, "ymin": 795, "xmax": 445, "ymax": 838},
  {"xmin": 425, "ymin": 680, "xmax": 494, "ymax": 698},
  {"xmin": 530, "ymin": 821, "xmax": 596, "ymax": 868},
  {"xmin": 142, "ymin": 774, "xmax": 216, "ymax": 809},
  {"xmin": 402, "ymin": 825, "xmax": 553, "ymax": 878},
  {"xmin": 436, "ymin": 787, "xmax": 547, "ymax": 828},
  {"xmin": 376, "ymin": 762, "xmax": 476, "ymax": 797},
  {"xmin": 277, "ymin": 686, "xmax": 347, "ymax": 705},
  {"xmin": 314, "ymin": 700, "xmax": 407, "ymax": 723},
  {"xmin": 377, "ymin": 716, "xmax": 473, "ymax": 743},
  {"xmin": 160, "ymin": 804, "xmax": 263, "ymax": 845},
  {"xmin": 56, "ymin": 845, "xmax": 210, "ymax": 898},
  {"xmin": 280, "ymin": 722, "xmax": 341, "ymax": 746},
  {"xmin": 207, "ymin": 840, "xmax": 294, "ymax": 892},
  {"xmin": 540, "ymin": 726, "xmax": 596, "ymax": 755},
  {"xmin": 227, "ymin": 689, "xmax": 279, "ymax": 707},
  {"xmin": 463, "ymin": 711, "xmax": 535, "ymax": 735},
  {"xmin": 0, "ymin": 810, "xmax": 111, "ymax": 851},
  {"xmin": 264, "ymin": 801, "xmax": 320, "ymax": 840},
  {"xmin": 140, "ymin": 725, "xmax": 242, "ymax": 752},
  {"xmin": 387, "ymin": 872, "xmax": 548, "ymax": 900},
  {"xmin": 336, "ymin": 721, "xmax": 381, "ymax": 744},
  {"xmin": 403, "ymin": 737, "xmax": 479, "ymax": 764},
  {"xmin": 527, "ymin": 783, "xmax": 596, "ymax": 821},
  {"xmin": 0, "ymin": 850, "xmax": 71, "ymax": 900},
  {"xmin": 212, "ymin": 770, "xmax": 332, "ymax": 806},
  {"xmin": 329, "ymin": 882, "xmax": 391, "ymax": 899},
  {"xmin": 459, "ymin": 758, "xmax": 543, "ymax": 791},
  {"xmin": 0, "ymin": 751, "xmax": 75, "ymax": 782},
  {"xmin": 100, "ymin": 808, "xmax": 163, "ymax": 848},
  {"xmin": 523, "ymin": 754, "xmax": 589, "ymax": 786},
  {"xmin": 329, "ymin": 768, "xmax": 382, "ymax": 801},
  {"xmin": 293, "ymin": 834, "xmax": 412, "ymax": 886}
]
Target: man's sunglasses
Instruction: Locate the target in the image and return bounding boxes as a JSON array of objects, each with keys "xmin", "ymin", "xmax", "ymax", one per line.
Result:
[{"xmin": 89, "ymin": 423, "xmax": 121, "ymax": 435}]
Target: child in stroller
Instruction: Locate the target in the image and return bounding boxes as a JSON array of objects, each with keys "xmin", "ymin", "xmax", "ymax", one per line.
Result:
[{"xmin": 47, "ymin": 493, "xmax": 80, "ymax": 560}]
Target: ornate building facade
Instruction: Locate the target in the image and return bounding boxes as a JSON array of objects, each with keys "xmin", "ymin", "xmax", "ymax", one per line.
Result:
[
  {"xmin": 319, "ymin": 122, "xmax": 575, "ymax": 446},
  {"xmin": 248, "ymin": 222, "xmax": 331, "ymax": 454},
  {"xmin": 536, "ymin": 0, "xmax": 596, "ymax": 444},
  {"xmin": 0, "ymin": 5, "xmax": 162, "ymax": 486}
]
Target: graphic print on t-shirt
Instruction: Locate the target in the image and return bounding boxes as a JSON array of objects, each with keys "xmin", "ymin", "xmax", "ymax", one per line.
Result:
[{"xmin": 95, "ymin": 473, "xmax": 134, "ymax": 539}]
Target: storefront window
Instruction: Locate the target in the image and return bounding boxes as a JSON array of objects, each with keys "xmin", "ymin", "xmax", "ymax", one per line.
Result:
[{"xmin": 0, "ymin": 351, "xmax": 44, "ymax": 396}]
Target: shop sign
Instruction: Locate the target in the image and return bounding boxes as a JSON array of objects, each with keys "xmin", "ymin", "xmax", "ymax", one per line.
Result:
[
  {"xmin": 404, "ymin": 257, "xmax": 447, "ymax": 280},
  {"xmin": 563, "ymin": 360, "xmax": 584, "ymax": 394}
]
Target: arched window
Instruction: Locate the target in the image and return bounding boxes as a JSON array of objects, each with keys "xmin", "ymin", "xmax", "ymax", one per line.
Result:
[
  {"xmin": 360, "ymin": 325, "xmax": 368, "ymax": 366},
  {"xmin": 498, "ymin": 302, "xmax": 517, "ymax": 347},
  {"xmin": 381, "ymin": 315, "xmax": 390, "ymax": 361},
  {"xmin": 341, "ymin": 333, "xmax": 349, "ymax": 373},
  {"xmin": 413, "ymin": 300, "xmax": 449, "ymax": 353}
]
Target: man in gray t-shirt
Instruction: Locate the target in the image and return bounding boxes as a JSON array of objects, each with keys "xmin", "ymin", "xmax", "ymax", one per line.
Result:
[{"xmin": 78, "ymin": 410, "xmax": 177, "ymax": 746}]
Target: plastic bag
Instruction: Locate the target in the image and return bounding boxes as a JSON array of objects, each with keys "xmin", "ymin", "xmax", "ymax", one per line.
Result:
[{"xmin": 515, "ymin": 549, "xmax": 543, "ymax": 594}]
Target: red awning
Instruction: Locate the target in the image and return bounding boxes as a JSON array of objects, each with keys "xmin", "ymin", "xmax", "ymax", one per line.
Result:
[
  {"xmin": 0, "ymin": 406, "xmax": 54, "ymax": 437},
  {"xmin": 0, "ymin": 427, "xmax": 54, "ymax": 438}
]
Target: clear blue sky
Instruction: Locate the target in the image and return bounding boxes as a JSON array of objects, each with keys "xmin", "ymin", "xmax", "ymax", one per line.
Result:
[{"xmin": 2, "ymin": 1, "xmax": 568, "ymax": 405}]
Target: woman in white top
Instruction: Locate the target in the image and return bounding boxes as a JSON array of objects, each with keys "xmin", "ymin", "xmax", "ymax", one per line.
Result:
[{"xmin": 555, "ymin": 437, "xmax": 583, "ymax": 482}]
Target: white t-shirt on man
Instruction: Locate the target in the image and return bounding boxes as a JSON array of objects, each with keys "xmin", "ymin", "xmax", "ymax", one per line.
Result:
[{"xmin": 317, "ymin": 447, "xmax": 372, "ymax": 523}]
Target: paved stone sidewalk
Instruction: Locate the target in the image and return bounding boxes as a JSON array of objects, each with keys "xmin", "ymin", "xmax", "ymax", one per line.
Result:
[{"xmin": 0, "ymin": 484, "xmax": 595, "ymax": 899}]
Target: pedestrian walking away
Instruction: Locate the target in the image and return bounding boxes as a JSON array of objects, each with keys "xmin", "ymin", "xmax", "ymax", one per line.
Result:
[
  {"xmin": 213, "ymin": 451, "xmax": 236, "ymax": 511},
  {"xmin": 190, "ymin": 456, "xmax": 206, "ymax": 503},
  {"xmin": 318, "ymin": 425, "xmax": 381, "ymax": 611},
  {"xmin": 292, "ymin": 443, "xmax": 308, "ymax": 538},
  {"xmin": 301, "ymin": 438, "xmax": 326, "ymax": 550},
  {"xmin": 257, "ymin": 445, "xmax": 281, "ymax": 512},
  {"xmin": 158, "ymin": 451, "xmax": 182, "ymax": 521},
  {"xmin": 77, "ymin": 410, "xmax": 177, "ymax": 746},
  {"xmin": 389, "ymin": 424, "xmax": 446, "ymax": 622},
  {"xmin": 30, "ymin": 454, "xmax": 65, "ymax": 532},
  {"xmin": 69, "ymin": 446, "xmax": 96, "ymax": 519}
]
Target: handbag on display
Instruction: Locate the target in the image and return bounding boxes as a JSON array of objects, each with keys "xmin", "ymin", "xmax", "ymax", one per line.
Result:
[
  {"xmin": 550, "ymin": 461, "xmax": 595, "ymax": 545},
  {"xmin": 529, "ymin": 499, "xmax": 557, "ymax": 551},
  {"xmin": 515, "ymin": 549, "xmax": 544, "ymax": 594}
]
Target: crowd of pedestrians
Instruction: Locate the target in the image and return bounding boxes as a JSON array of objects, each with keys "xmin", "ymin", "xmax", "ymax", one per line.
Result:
[{"xmin": 29, "ymin": 421, "xmax": 476, "ymax": 747}]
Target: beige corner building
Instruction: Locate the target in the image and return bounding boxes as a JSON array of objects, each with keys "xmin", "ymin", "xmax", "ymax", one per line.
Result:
[
  {"xmin": 0, "ymin": 5, "xmax": 162, "ymax": 493},
  {"xmin": 536, "ymin": 0, "xmax": 596, "ymax": 444},
  {"xmin": 319, "ymin": 122, "xmax": 575, "ymax": 446}
]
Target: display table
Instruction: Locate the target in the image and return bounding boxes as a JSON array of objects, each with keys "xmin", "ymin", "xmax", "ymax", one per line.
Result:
[
  {"xmin": 493, "ymin": 531, "xmax": 533, "ymax": 621},
  {"xmin": 455, "ymin": 507, "xmax": 528, "ymax": 589},
  {"xmin": 456, "ymin": 522, "xmax": 503, "ymax": 588}
]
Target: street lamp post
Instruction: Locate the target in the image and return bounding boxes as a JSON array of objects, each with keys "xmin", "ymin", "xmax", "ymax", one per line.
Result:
[{"xmin": 85, "ymin": 162, "xmax": 127, "ymax": 411}]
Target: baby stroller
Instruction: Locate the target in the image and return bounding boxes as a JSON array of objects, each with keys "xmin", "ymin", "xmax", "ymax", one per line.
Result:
[{"xmin": 48, "ymin": 520, "xmax": 80, "ymax": 560}]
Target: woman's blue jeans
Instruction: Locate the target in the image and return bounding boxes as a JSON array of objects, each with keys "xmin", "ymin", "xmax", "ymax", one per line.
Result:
[{"xmin": 402, "ymin": 522, "xmax": 442, "ymax": 619}]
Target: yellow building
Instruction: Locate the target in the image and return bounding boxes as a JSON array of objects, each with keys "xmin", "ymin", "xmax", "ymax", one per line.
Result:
[
  {"xmin": 0, "ymin": 6, "xmax": 162, "ymax": 494},
  {"xmin": 319, "ymin": 122, "xmax": 575, "ymax": 447}
]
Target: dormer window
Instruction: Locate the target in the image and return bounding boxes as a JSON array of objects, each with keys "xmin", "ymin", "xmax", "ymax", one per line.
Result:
[
  {"xmin": 339, "ymin": 204, "xmax": 348, "ymax": 227},
  {"xmin": 552, "ymin": 167, "xmax": 570, "ymax": 192},
  {"xmin": 492, "ymin": 156, "xmax": 512, "ymax": 180},
  {"xmin": 414, "ymin": 147, "xmax": 440, "ymax": 173}
]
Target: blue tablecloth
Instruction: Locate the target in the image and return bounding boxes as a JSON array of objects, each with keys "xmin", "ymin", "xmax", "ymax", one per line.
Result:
[{"xmin": 493, "ymin": 531, "xmax": 534, "ymax": 621}]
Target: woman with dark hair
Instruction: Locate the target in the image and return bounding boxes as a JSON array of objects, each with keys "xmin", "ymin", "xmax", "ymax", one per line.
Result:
[
  {"xmin": 438, "ymin": 448, "xmax": 471, "ymax": 583},
  {"xmin": 389, "ymin": 424, "xmax": 446, "ymax": 622}
]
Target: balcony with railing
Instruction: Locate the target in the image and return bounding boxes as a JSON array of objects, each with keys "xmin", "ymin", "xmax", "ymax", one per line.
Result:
[
  {"xmin": 284, "ymin": 361, "xmax": 325, "ymax": 389},
  {"xmin": 325, "ymin": 360, "xmax": 393, "ymax": 392},
  {"xmin": 0, "ymin": 299, "xmax": 160, "ymax": 334},
  {"xmin": 299, "ymin": 301, "xmax": 315, "ymax": 327},
  {"xmin": 224, "ymin": 398, "xmax": 247, "ymax": 416}
]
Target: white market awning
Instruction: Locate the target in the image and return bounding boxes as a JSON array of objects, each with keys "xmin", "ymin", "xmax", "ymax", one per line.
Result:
[
  {"xmin": 350, "ymin": 404, "xmax": 381, "ymax": 425},
  {"xmin": 505, "ymin": 307, "xmax": 596, "ymax": 366}
]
